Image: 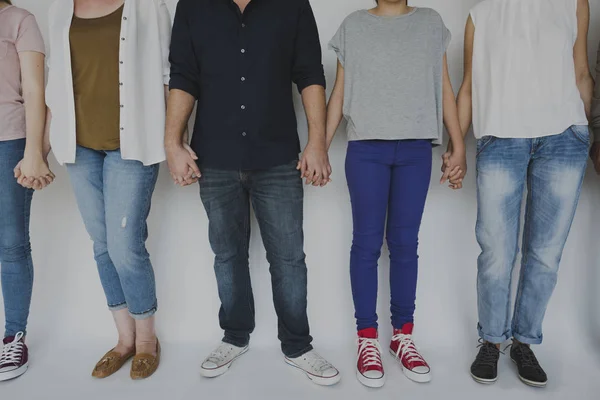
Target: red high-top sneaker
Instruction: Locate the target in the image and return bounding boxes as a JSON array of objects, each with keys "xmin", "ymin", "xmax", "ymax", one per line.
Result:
[
  {"xmin": 390, "ymin": 323, "xmax": 431, "ymax": 383},
  {"xmin": 356, "ymin": 328, "xmax": 385, "ymax": 388}
]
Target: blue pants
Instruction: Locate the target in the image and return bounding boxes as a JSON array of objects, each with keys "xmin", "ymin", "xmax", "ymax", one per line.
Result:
[
  {"xmin": 346, "ymin": 140, "xmax": 432, "ymax": 331},
  {"xmin": 66, "ymin": 146, "xmax": 159, "ymax": 319},
  {"xmin": 199, "ymin": 161, "xmax": 312, "ymax": 358},
  {"xmin": 476, "ymin": 126, "xmax": 589, "ymax": 344},
  {"xmin": 0, "ymin": 139, "xmax": 34, "ymax": 337}
]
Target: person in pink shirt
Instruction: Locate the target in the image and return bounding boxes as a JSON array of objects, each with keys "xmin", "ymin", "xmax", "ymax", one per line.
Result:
[{"xmin": 0, "ymin": 0, "xmax": 54, "ymax": 382}]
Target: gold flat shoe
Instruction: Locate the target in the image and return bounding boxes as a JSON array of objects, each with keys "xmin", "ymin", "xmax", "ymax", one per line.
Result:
[
  {"xmin": 130, "ymin": 340, "xmax": 161, "ymax": 380},
  {"xmin": 92, "ymin": 348, "xmax": 135, "ymax": 378}
]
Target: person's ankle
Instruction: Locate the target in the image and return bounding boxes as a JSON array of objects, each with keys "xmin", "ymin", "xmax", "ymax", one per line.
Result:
[
  {"xmin": 484, "ymin": 341, "xmax": 501, "ymax": 350},
  {"xmin": 135, "ymin": 336, "xmax": 158, "ymax": 356},
  {"xmin": 114, "ymin": 340, "xmax": 135, "ymax": 356}
]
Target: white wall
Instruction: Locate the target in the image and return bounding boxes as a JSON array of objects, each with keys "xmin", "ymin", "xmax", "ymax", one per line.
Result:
[{"xmin": 4, "ymin": 0, "xmax": 600, "ymax": 360}]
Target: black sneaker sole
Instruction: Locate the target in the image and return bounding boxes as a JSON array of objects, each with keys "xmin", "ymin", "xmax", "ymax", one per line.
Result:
[
  {"xmin": 510, "ymin": 358, "xmax": 548, "ymax": 388},
  {"xmin": 470, "ymin": 371, "xmax": 497, "ymax": 385}
]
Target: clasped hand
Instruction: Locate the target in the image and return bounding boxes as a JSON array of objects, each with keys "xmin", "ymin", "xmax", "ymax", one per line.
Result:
[{"xmin": 13, "ymin": 154, "xmax": 55, "ymax": 190}]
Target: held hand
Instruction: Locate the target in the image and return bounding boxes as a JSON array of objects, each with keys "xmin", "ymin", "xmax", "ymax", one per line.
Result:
[
  {"xmin": 297, "ymin": 141, "xmax": 332, "ymax": 187},
  {"xmin": 166, "ymin": 143, "xmax": 201, "ymax": 187},
  {"xmin": 441, "ymin": 149, "xmax": 467, "ymax": 190},
  {"xmin": 14, "ymin": 157, "xmax": 55, "ymax": 190},
  {"xmin": 591, "ymin": 142, "xmax": 600, "ymax": 175}
]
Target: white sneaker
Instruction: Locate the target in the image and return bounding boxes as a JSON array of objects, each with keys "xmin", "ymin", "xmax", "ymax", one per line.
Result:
[
  {"xmin": 285, "ymin": 350, "xmax": 341, "ymax": 386},
  {"xmin": 200, "ymin": 342, "xmax": 249, "ymax": 378}
]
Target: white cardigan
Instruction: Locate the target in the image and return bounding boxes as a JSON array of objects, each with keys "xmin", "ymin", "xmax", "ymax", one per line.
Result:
[{"xmin": 46, "ymin": 0, "xmax": 171, "ymax": 166}]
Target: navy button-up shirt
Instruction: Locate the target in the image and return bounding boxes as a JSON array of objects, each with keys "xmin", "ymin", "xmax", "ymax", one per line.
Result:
[{"xmin": 169, "ymin": 0, "xmax": 326, "ymax": 170}]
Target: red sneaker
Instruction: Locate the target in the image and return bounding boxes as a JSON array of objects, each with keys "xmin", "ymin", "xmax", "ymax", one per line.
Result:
[
  {"xmin": 356, "ymin": 328, "xmax": 385, "ymax": 388},
  {"xmin": 0, "ymin": 332, "xmax": 29, "ymax": 381},
  {"xmin": 390, "ymin": 323, "xmax": 431, "ymax": 383}
]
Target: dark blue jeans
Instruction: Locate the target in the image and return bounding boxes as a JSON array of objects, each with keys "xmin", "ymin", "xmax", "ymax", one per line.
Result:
[
  {"xmin": 346, "ymin": 140, "xmax": 432, "ymax": 331},
  {"xmin": 199, "ymin": 160, "xmax": 312, "ymax": 358},
  {"xmin": 0, "ymin": 139, "xmax": 34, "ymax": 337}
]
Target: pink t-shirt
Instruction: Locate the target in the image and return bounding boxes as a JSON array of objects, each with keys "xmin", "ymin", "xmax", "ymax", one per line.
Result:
[{"xmin": 0, "ymin": 5, "xmax": 45, "ymax": 141}]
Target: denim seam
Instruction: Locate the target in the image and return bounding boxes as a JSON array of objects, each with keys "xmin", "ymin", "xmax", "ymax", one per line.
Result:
[
  {"xmin": 570, "ymin": 125, "xmax": 591, "ymax": 147},
  {"xmin": 512, "ymin": 166, "xmax": 533, "ymax": 335},
  {"xmin": 129, "ymin": 303, "xmax": 158, "ymax": 320},
  {"xmin": 476, "ymin": 136, "xmax": 496, "ymax": 157}
]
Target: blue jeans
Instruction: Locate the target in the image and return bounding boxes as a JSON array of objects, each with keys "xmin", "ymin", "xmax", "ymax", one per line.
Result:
[
  {"xmin": 476, "ymin": 126, "xmax": 589, "ymax": 345},
  {"xmin": 346, "ymin": 140, "xmax": 432, "ymax": 331},
  {"xmin": 0, "ymin": 139, "xmax": 34, "ymax": 337},
  {"xmin": 199, "ymin": 161, "xmax": 312, "ymax": 358},
  {"xmin": 66, "ymin": 146, "xmax": 159, "ymax": 319}
]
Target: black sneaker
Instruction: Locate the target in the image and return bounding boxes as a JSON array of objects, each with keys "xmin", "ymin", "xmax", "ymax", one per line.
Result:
[
  {"xmin": 470, "ymin": 341, "xmax": 500, "ymax": 384},
  {"xmin": 509, "ymin": 341, "xmax": 547, "ymax": 388}
]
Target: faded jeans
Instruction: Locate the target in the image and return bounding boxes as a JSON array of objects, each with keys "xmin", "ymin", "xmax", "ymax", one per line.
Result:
[{"xmin": 475, "ymin": 125, "xmax": 589, "ymax": 344}]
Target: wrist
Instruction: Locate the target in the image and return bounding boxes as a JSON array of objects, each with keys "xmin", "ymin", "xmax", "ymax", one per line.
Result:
[
  {"xmin": 23, "ymin": 146, "xmax": 44, "ymax": 159},
  {"xmin": 165, "ymin": 141, "xmax": 184, "ymax": 151}
]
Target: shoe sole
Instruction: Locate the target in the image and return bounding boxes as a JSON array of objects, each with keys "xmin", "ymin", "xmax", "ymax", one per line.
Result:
[
  {"xmin": 284, "ymin": 357, "xmax": 341, "ymax": 386},
  {"xmin": 356, "ymin": 369, "xmax": 385, "ymax": 388},
  {"xmin": 0, "ymin": 362, "xmax": 28, "ymax": 382},
  {"xmin": 470, "ymin": 371, "xmax": 498, "ymax": 385},
  {"xmin": 200, "ymin": 346, "xmax": 249, "ymax": 378},
  {"xmin": 389, "ymin": 349, "xmax": 431, "ymax": 383},
  {"xmin": 510, "ymin": 358, "xmax": 547, "ymax": 388}
]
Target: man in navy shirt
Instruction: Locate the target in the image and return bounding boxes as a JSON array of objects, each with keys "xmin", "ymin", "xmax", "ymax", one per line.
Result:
[{"xmin": 165, "ymin": 0, "xmax": 340, "ymax": 385}]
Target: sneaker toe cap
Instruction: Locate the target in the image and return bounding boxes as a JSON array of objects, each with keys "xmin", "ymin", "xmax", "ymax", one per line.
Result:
[
  {"xmin": 411, "ymin": 365, "xmax": 430, "ymax": 375},
  {"xmin": 362, "ymin": 369, "xmax": 384, "ymax": 379},
  {"xmin": 201, "ymin": 360, "xmax": 218, "ymax": 370},
  {"xmin": 321, "ymin": 367, "xmax": 340, "ymax": 378}
]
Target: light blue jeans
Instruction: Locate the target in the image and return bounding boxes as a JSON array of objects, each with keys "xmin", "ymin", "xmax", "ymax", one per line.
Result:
[
  {"xmin": 476, "ymin": 125, "xmax": 589, "ymax": 345},
  {"xmin": 0, "ymin": 139, "xmax": 34, "ymax": 337},
  {"xmin": 67, "ymin": 146, "xmax": 159, "ymax": 319}
]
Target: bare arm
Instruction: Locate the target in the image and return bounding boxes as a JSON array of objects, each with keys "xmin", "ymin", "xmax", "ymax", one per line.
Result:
[
  {"xmin": 574, "ymin": 0, "xmax": 594, "ymax": 119},
  {"xmin": 298, "ymin": 84, "xmax": 331, "ymax": 186},
  {"xmin": 164, "ymin": 89, "xmax": 200, "ymax": 185},
  {"xmin": 457, "ymin": 15, "xmax": 475, "ymax": 138},
  {"xmin": 325, "ymin": 61, "xmax": 345, "ymax": 150},
  {"xmin": 21, "ymin": 52, "xmax": 46, "ymax": 159},
  {"xmin": 17, "ymin": 51, "xmax": 54, "ymax": 189}
]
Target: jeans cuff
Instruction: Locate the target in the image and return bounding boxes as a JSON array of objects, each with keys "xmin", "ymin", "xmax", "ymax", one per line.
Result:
[
  {"xmin": 222, "ymin": 336, "xmax": 250, "ymax": 348},
  {"xmin": 478, "ymin": 326, "xmax": 511, "ymax": 344},
  {"xmin": 284, "ymin": 344, "xmax": 313, "ymax": 359},
  {"xmin": 512, "ymin": 332, "xmax": 543, "ymax": 345},
  {"xmin": 4, "ymin": 330, "xmax": 27, "ymax": 339},
  {"xmin": 129, "ymin": 305, "xmax": 158, "ymax": 320},
  {"xmin": 108, "ymin": 302, "xmax": 128, "ymax": 312}
]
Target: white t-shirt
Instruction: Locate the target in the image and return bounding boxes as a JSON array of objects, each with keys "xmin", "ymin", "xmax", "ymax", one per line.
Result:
[{"xmin": 470, "ymin": 0, "xmax": 588, "ymax": 139}]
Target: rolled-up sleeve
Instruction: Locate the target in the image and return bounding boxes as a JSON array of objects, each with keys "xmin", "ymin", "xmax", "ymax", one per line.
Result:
[
  {"xmin": 292, "ymin": 0, "xmax": 326, "ymax": 93},
  {"xmin": 156, "ymin": 0, "xmax": 172, "ymax": 86},
  {"xmin": 592, "ymin": 41, "xmax": 600, "ymax": 142},
  {"xmin": 169, "ymin": 0, "xmax": 201, "ymax": 98}
]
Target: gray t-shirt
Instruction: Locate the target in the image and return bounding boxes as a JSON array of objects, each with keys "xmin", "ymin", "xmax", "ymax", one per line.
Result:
[{"xmin": 329, "ymin": 8, "xmax": 451, "ymax": 145}]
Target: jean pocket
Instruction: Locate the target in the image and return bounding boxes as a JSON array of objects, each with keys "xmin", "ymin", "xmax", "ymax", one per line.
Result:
[
  {"xmin": 476, "ymin": 136, "xmax": 496, "ymax": 157},
  {"xmin": 570, "ymin": 125, "xmax": 591, "ymax": 146}
]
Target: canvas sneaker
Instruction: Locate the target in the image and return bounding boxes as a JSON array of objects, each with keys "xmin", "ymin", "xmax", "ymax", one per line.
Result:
[
  {"xmin": 356, "ymin": 328, "xmax": 385, "ymax": 388},
  {"xmin": 200, "ymin": 342, "xmax": 249, "ymax": 378},
  {"xmin": 509, "ymin": 341, "xmax": 547, "ymax": 388},
  {"xmin": 285, "ymin": 349, "xmax": 341, "ymax": 386},
  {"xmin": 390, "ymin": 323, "xmax": 431, "ymax": 383},
  {"xmin": 0, "ymin": 332, "xmax": 28, "ymax": 382},
  {"xmin": 470, "ymin": 340, "xmax": 501, "ymax": 384}
]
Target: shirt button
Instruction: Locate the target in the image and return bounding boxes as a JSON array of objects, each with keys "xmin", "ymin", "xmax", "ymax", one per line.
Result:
[
  {"xmin": 241, "ymin": 77, "xmax": 246, "ymax": 82},
  {"xmin": 119, "ymin": 82, "xmax": 123, "ymax": 86},
  {"xmin": 120, "ymin": 105, "xmax": 124, "ymax": 108},
  {"xmin": 242, "ymin": 132, "xmax": 247, "ymax": 137},
  {"xmin": 123, "ymin": 17, "xmax": 127, "ymax": 21},
  {"xmin": 120, "ymin": 61, "xmax": 124, "ymax": 64},
  {"xmin": 242, "ymin": 23, "xmax": 246, "ymax": 28},
  {"xmin": 120, "ymin": 127, "xmax": 124, "ymax": 131},
  {"xmin": 241, "ymin": 49, "xmax": 246, "ymax": 54},
  {"xmin": 241, "ymin": 105, "xmax": 246, "ymax": 110},
  {"xmin": 121, "ymin": 37, "xmax": 125, "ymax": 41}
]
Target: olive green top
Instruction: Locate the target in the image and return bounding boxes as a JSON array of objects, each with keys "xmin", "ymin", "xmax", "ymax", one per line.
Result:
[{"xmin": 69, "ymin": 5, "xmax": 123, "ymax": 151}]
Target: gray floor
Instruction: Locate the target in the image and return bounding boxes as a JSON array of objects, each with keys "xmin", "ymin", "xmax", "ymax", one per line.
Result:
[{"xmin": 1, "ymin": 340, "xmax": 598, "ymax": 400}]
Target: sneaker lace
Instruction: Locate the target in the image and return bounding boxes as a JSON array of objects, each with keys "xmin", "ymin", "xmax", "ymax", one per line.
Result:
[
  {"xmin": 391, "ymin": 333, "xmax": 425, "ymax": 364},
  {"xmin": 358, "ymin": 338, "xmax": 382, "ymax": 368},
  {"xmin": 207, "ymin": 343, "xmax": 233, "ymax": 363},
  {"xmin": 0, "ymin": 332, "xmax": 24, "ymax": 365},
  {"xmin": 302, "ymin": 351, "xmax": 335, "ymax": 373},
  {"xmin": 506, "ymin": 343, "xmax": 544, "ymax": 373},
  {"xmin": 476, "ymin": 339, "xmax": 501, "ymax": 367}
]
